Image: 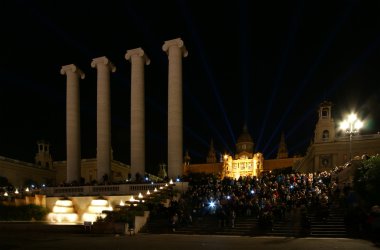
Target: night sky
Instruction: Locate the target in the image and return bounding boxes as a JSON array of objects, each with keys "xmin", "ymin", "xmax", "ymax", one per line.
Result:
[{"xmin": 1, "ymin": 0, "xmax": 380, "ymax": 174}]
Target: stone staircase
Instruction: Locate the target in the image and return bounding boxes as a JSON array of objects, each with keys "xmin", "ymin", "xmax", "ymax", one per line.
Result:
[
  {"xmin": 139, "ymin": 216, "xmax": 173, "ymax": 234},
  {"xmin": 269, "ymin": 219, "xmax": 304, "ymax": 237},
  {"xmin": 308, "ymin": 204, "xmax": 348, "ymax": 238},
  {"xmin": 141, "ymin": 214, "xmax": 260, "ymax": 236},
  {"xmin": 141, "ymin": 213, "xmax": 308, "ymax": 237},
  {"xmin": 141, "ymin": 203, "xmax": 349, "ymax": 238},
  {"xmin": 201, "ymin": 216, "xmax": 259, "ymax": 236}
]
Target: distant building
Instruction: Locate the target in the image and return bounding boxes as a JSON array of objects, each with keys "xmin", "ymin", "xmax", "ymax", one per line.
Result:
[
  {"xmin": 184, "ymin": 101, "xmax": 380, "ymax": 178},
  {"xmin": 297, "ymin": 101, "xmax": 380, "ymax": 173},
  {"xmin": 0, "ymin": 140, "xmax": 130, "ymax": 187},
  {"xmin": 184, "ymin": 125, "xmax": 302, "ymax": 179}
]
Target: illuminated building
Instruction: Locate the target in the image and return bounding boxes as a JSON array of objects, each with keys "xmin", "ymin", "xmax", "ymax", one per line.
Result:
[
  {"xmin": 222, "ymin": 124, "xmax": 264, "ymax": 179},
  {"xmin": 183, "ymin": 125, "xmax": 287, "ymax": 179},
  {"xmin": 184, "ymin": 101, "xmax": 380, "ymax": 178}
]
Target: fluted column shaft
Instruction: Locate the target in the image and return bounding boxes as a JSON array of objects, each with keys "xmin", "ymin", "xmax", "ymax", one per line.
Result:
[
  {"xmin": 125, "ymin": 48, "xmax": 150, "ymax": 180},
  {"xmin": 91, "ymin": 56, "xmax": 116, "ymax": 183},
  {"xmin": 60, "ymin": 64, "xmax": 85, "ymax": 184},
  {"xmin": 163, "ymin": 38, "xmax": 188, "ymax": 179}
]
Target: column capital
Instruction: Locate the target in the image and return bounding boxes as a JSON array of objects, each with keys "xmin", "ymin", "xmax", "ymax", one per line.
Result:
[
  {"xmin": 60, "ymin": 64, "xmax": 85, "ymax": 79},
  {"xmin": 162, "ymin": 38, "xmax": 188, "ymax": 57},
  {"xmin": 125, "ymin": 47, "xmax": 150, "ymax": 65},
  {"xmin": 91, "ymin": 56, "xmax": 116, "ymax": 72}
]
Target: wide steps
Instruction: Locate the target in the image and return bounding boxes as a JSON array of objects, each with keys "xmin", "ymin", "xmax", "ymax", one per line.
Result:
[
  {"xmin": 139, "ymin": 217, "xmax": 172, "ymax": 234},
  {"xmin": 142, "ymin": 215, "xmax": 259, "ymax": 236},
  {"xmin": 270, "ymin": 220, "xmax": 302, "ymax": 237},
  {"xmin": 213, "ymin": 217, "xmax": 259, "ymax": 236},
  {"xmin": 142, "ymin": 203, "xmax": 350, "ymax": 238},
  {"xmin": 307, "ymin": 205, "xmax": 348, "ymax": 238}
]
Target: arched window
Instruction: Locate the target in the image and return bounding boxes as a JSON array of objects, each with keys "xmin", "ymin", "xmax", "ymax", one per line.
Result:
[{"xmin": 322, "ymin": 130, "xmax": 329, "ymax": 140}]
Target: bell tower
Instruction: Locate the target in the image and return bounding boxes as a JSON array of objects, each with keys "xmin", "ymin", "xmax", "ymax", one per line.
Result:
[
  {"xmin": 35, "ymin": 140, "xmax": 53, "ymax": 169},
  {"xmin": 314, "ymin": 101, "xmax": 336, "ymax": 143}
]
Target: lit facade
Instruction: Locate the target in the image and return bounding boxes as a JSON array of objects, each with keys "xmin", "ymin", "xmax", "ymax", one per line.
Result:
[
  {"xmin": 223, "ymin": 152, "xmax": 264, "ymax": 179},
  {"xmin": 221, "ymin": 124, "xmax": 263, "ymax": 178},
  {"xmin": 184, "ymin": 125, "xmax": 266, "ymax": 179}
]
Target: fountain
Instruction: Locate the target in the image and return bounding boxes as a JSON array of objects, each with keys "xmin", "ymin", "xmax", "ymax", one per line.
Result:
[
  {"xmin": 47, "ymin": 198, "xmax": 78, "ymax": 223},
  {"xmin": 82, "ymin": 197, "xmax": 113, "ymax": 223}
]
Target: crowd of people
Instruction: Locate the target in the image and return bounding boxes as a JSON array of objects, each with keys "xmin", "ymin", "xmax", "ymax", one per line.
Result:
[
  {"xmin": 182, "ymin": 171, "xmax": 337, "ymax": 230},
  {"xmin": 159, "ymin": 166, "xmax": 378, "ymax": 241}
]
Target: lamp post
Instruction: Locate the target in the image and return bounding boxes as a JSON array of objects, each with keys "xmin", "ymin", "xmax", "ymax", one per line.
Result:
[
  {"xmin": 223, "ymin": 154, "xmax": 229, "ymax": 178},
  {"xmin": 340, "ymin": 113, "xmax": 363, "ymax": 160}
]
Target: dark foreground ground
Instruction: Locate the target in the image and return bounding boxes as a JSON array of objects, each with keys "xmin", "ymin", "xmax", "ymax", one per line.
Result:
[
  {"xmin": 0, "ymin": 223, "xmax": 378, "ymax": 250},
  {"xmin": 0, "ymin": 232, "xmax": 378, "ymax": 250}
]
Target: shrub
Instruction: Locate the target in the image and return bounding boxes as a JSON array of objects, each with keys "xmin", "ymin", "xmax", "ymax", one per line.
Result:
[
  {"xmin": 0, "ymin": 204, "xmax": 49, "ymax": 221},
  {"xmin": 98, "ymin": 205, "xmax": 146, "ymax": 224},
  {"xmin": 354, "ymin": 155, "xmax": 380, "ymax": 207}
]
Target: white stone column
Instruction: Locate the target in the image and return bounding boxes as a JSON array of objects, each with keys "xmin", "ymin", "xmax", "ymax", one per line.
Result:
[
  {"xmin": 162, "ymin": 38, "xmax": 188, "ymax": 179},
  {"xmin": 60, "ymin": 64, "xmax": 85, "ymax": 184},
  {"xmin": 125, "ymin": 48, "xmax": 150, "ymax": 180},
  {"xmin": 91, "ymin": 56, "xmax": 116, "ymax": 183}
]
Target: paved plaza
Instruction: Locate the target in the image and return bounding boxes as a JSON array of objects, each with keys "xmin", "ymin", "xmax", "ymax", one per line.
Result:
[{"xmin": 0, "ymin": 229, "xmax": 378, "ymax": 250}]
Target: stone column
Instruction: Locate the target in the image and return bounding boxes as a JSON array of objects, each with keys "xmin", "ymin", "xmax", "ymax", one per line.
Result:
[
  {"xmin": 91, "ymin": 56, "xmax": 116, "ymax": 183},
  {"xmin": 162, "ymin": 38, "xmax": 188, "ymax": 179},
  {"xmin": 125, "ymin": 48, "xmax": 150, "ymax": 180},
  {"xmin": 60, "ymin": 64, "xmax": 85, "ymax": 184}
]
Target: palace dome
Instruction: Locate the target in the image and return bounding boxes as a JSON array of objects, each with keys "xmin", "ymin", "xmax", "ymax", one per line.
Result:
[{"xmin": 237, "ymin": 124, "xmax": 253, "ymax": 144}]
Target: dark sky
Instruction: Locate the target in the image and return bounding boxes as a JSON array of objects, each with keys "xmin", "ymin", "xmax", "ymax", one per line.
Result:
[{"xmin": 1, "ymin": 0, "xmax": 380, "ymax": 174}]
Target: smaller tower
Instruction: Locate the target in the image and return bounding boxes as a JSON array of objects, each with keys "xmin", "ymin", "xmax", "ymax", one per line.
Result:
[
  {"xmin": 35, "ymin": 140, "xmax": 53, "ymax": 169},
  {"xmin": 184, "ymin": 150, "xmax": 191, "ymax": 166},
  {"xmin": 183, "ymin": 150, "xmax": 191, "ymax": 175},
  {"xmin": 206, "ymin": 139, "xmax": 217, "ymax": 163},
  {"xmin": 277, "ymin": 132, "xmax": 289, "ymax": 159},
  {"xmin": 158, "ymin": 163, "xmax": 168, "ymax": 180}
]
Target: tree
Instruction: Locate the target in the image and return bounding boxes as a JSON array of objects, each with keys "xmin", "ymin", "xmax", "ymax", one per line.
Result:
[
  {"xmin": 0, "ymin": 176, "xmax": 11, "ymax": 187},
  {"xmin": 353, "ymin": 154, "xmax": 380, "ymax": 207}
]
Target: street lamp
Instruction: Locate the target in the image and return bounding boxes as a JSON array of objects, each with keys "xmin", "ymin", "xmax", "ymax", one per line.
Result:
[
  {"xmin": 340, "ymin": 113, "xmax": 363, "ymax": 160},
  {"xmin": 222, "ymin": 154, "xmax": 229, "ymax": 178}
]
